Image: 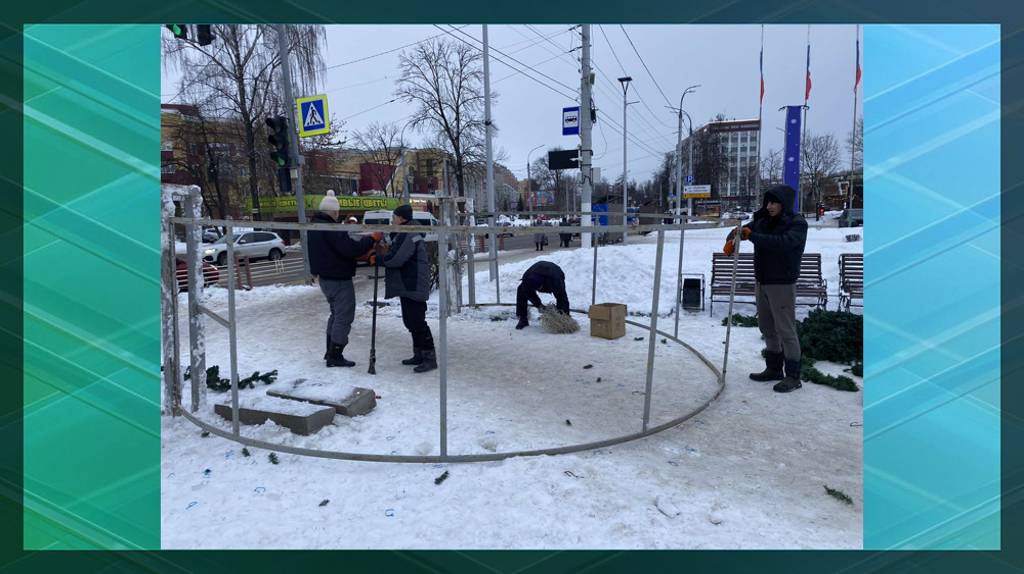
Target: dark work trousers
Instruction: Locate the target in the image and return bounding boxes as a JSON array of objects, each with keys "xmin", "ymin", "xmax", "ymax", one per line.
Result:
[
  {"xmin": 516, "ymin": 282, "xmax": 544, "ymax": 319},
  {"xmin": 320, "ymin": 278, "xmax": 355, "ymax": 348},
  {"xmin": 755, "ymin": 283, "xmax": 801, "ymax": 361},
  {"xmin": 400, "ymin": 297, "xmax": 435, "ymax": 351}
]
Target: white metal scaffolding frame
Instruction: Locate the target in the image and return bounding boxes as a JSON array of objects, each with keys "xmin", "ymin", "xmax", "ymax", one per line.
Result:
[{"xmin": 165, "ymin": 213, "xmax": 745, "ymax": 463}]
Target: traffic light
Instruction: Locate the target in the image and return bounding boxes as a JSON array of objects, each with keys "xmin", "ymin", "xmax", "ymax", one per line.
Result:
[
  {"xmin": 197, "ymin": 25, "xmax": 214, "ymax": 46},
  {"xmin": 265, "ymin": 116, "xmax": 290, "ymax": 168},
  {"xmin": 166, "ymin": 24, "xmax": 188, "ymax": 40}
]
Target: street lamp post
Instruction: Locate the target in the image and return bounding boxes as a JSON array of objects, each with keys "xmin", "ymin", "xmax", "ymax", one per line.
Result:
[{"xmin": 618, "ymin": 76, "xmax": 633, "ymax": 242}]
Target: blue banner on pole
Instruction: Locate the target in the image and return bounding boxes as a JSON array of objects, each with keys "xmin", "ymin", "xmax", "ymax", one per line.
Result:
[{"xmin": 783, "ymin": 105, "xmax": 802, "ymax": 211}]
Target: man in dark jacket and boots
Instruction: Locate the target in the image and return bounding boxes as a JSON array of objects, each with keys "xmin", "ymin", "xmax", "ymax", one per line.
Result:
[
  {"xmin": 376, "ymin": 204, "xmax": 437, "ymax": 373},
  {"xmin": 308, "ymin": 190, "xmax": 379, "ymax": 367},
  {"xmin": 727, "ymin": 184, "xmax": 808, "ymax": 392},
  {"xmin": 515, "ymin": 261, "xmax": 571, "ymax": 330}
]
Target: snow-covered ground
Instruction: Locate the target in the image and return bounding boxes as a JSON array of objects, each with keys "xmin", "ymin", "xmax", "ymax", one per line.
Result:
[{"xmin": 162, "ymin": 226, "xmax": 863, "ymax": 549}]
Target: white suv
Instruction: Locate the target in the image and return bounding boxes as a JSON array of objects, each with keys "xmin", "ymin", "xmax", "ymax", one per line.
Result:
[{"xmin": 203, "ymin": 231, "xmax": 286, "ymax": 265}]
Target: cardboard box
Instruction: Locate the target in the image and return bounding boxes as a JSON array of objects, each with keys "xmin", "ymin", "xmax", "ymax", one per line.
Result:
[{"xmin": 589, "ymin": 303, "xmax": 627, "ymax": 339}]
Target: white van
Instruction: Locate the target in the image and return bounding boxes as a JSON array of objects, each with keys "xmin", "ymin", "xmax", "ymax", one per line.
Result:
[{"xmin": 363, "ymin": 210, "xmax": 439, "ymax": 242}]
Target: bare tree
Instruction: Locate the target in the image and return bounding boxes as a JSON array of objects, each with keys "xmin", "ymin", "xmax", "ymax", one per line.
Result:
[
  {"xmin": 801, "ymin": 132, "xmax": 842, "ymax": 206},
  {"xmin": 163, "ymin": 25, "xmax": 327, "ymax": 219},
  {"xmin": 395, "ymin": 38, "xmax": 494, "ymax": 200},
  {"xmin": 760, "ymin": 148, "xmax": 783, "ymax": 186},
  {"xmin": 353, "ymin": 121, "xmax": 408, "ymax": 197}
]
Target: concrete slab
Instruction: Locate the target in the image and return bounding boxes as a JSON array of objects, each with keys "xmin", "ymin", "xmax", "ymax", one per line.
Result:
[
  {"xmin": 214, "ymin": 394, "xmax": 336, "ymax": 435},
  {"xmin": 266, "ymin": 379, "xmax": 377, "ymax": 417}
]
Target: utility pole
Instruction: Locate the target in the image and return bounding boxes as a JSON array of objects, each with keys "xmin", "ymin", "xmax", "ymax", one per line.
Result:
[
  {"xmin": 483, "ymin": 25, "xmax": 497, "ymax": 281},
  {"xmin": 618, "ymin": 76, "xmax": 632, "ymax": 243},
  {"xmin": 274, "ymin": 24, "xmax": 310, "ymax": 281},
  {"xmin": 580, "ymin": 25, "xmax": 594, "ymax": 249}
]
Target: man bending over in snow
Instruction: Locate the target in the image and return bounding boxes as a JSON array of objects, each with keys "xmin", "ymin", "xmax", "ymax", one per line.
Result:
[
  {"xmin": 724, "ymin": 184, "xmax": 808, "ymax": 393},
  {"xmin": 515, "ymin": 261, "xmax": 571, "ymax": 330},
  {"xmin": 308, "ymin": 190, "xmax": 380, "ymax": 368}
]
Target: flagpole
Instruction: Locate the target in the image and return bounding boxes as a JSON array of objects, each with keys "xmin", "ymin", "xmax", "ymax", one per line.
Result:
[
  {"xmin": 801, "ymin": 24, "xmax": 811, "ymax": 213},
  {"xmin": 756, "ymin": 24, "xmax": 765, "ymax": 207},
  {"xmin": 849, "ymin": 24, "xmax": 860, "ymax": 209}
]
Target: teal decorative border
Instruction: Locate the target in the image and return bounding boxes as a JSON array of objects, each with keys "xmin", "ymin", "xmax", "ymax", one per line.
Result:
[
  {"xmin": 863, "ymin": 24, "xmax": 1000, "ymax": 550},
  {"xmin": 0, "ymin": 1, "xmax": 1020, "ymax": 570},
  {"xmin": 22, "ymin": 24, "xmax": 160, "ymax": 549}
]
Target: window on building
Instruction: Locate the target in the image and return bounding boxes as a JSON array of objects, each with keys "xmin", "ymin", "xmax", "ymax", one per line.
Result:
[
  {"xmin": 161, "ymin": 141, "xmax": 174, "ymax": 152},
  {"xmin": 161, "ymin": 163, "xmax": 176, "ymax": 174}
]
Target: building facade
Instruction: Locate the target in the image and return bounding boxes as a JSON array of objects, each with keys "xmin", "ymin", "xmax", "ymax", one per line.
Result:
[{"xmin": 681, "ymin": 118, "xmax": 761, "ymax": 212}]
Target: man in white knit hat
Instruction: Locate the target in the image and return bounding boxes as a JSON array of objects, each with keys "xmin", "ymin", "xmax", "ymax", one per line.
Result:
[{"xmin": 307, "ymin": 190, "xmax": 382, "ymax": 367}]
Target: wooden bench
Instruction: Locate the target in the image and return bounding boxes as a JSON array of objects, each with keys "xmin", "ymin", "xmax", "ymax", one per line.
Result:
[
  {"xmin": 709, "ymin": 252, "xmax": 828, "ymax": 315},
  {"xmin": 838, "ymin": 253, "xmax": 864, "ymax": 312}
]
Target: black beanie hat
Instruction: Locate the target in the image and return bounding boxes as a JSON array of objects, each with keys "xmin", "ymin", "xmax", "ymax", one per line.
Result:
[{"xmin": 393, "ymin": 204, "xmax": 413, "ymax": 221}]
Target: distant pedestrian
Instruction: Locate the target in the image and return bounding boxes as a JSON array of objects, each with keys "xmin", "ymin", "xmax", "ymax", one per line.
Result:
[{"xmin": 534, "ymin": 230, "xmax": 548, "ymax": 251}]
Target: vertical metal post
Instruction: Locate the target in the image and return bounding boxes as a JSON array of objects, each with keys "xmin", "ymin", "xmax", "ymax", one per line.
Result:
[
  {"xmin": 642, "ymin": 230, "xmax": 665, "ymax": 432},
  {"xmin": 225, "ymin": 224, "xmax": 240, "ymax": 436},
  {"xmin": 466, "ymin": 208, "xmax": 476, "ymax": 306},
  {"xmin": 184, "ymin": 189, "xmax": 206, "ymax": 411},
  {"xmin": 438, "ymin": 229, "xmax": 449, "ymax": 458},
  {"xmin": 165, "ymin": 220, "xmax": 182, "ymax": 414},
  {"xmin": 482, "ymin": 24, "xmax": 498, "ymax": 283},
  {"xmin": 580, "ymin": 24, "xmax": 593, "ymax": 249},
  {"xmin": 591, "ymin": 231, "xmax": 598, "ymax": 307},
  {"xmin": 673, "ymin": 227, "xmax": 685, "ymax": 338},
  {"xmin": 275, "ymin": 24, "xmax": 311, "ymax": 281},
  {"xmin": 722, "ymin": 225, "xmax": 742, "ymax": 380}
]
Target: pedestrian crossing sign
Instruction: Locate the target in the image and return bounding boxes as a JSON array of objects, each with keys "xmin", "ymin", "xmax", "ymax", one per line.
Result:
[{"xmin": 295, "ymin": 94, "xmax": 330, "ymax": 137}]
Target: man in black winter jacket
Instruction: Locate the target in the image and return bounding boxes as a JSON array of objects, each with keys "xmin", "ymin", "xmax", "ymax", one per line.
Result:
[
  {"xmin": 726, "ymin": 184, "xmax": 808, "ymax": 392},
  {"xmin": 308, "ymin": 190, "xmax": 378, "ymax": 367},
  {"xmin": 515, "ymin": 261, "xmax": 571, "ymax": 330}
]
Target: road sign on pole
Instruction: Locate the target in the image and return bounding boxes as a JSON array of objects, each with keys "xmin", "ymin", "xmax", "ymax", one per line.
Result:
[
  {"xmin": 685, "ymin": 174, "xmax": 694, "ymax": 184},
  {"xmin": 295, "ymin": 94, "xmax": 330, "ymax": 137},
  {"xmin": 562, "ymin": 106, "xmax": 580, "ymax": 136},
  {"xmin": 683, "ymin": 184, "xmax": 712, "ymax": 198}
]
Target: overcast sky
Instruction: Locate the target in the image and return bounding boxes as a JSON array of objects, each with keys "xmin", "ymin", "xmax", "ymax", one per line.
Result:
[{"xmin": 163, "ymin": 24, "xmax": 863, "ymax": 183}]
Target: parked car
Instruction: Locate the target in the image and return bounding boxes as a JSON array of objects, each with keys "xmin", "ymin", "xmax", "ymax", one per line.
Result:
[
  {"xmin": 202, "ymin": 231, "xmax": 286, "ymax": 265},
  {"xmin": 202, "ymin": 227, "xmax": 222, "ymax": 243},
  {"xmin": 837, "ymin": 208, "xmax": 864, "ymax": 227},
  {"xmin": 175, "ymin": 258, "xmax": 219, "ymax": 292},
  {"xmin": 363, "ymin": 209, "xmax": 439, "ymax": 241}
]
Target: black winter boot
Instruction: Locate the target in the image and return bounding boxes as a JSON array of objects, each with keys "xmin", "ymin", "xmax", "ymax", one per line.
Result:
[
  {"xmin": 401, "ymin": 348, "xmax": 424, "ymax": 365},
  {"xmin": 326, "ymin": 343, "xmax": 356, "ymax": 368},
  {"xmin": 515, "ymin": 316, "xmax": 529, "ymax": 330},
  {"xmin": 773, "ymin": 358, "xmax": 803, "ymax": 393},
  {"xmin": 324, "ymin": 334, "xmax": 331, "ymax": 361},
  {"xmin": 749, "ymin": 351, "xmax": 784, "ymax": 382},
  {"xmin": 413, "ymin": 349, "xmax": 438, "ymax": 373}
]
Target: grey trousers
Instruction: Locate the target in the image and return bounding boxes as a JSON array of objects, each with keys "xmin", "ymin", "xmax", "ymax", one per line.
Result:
[
  {"xmin": 319, "ymin": 277, "xmax": 356, "ymax": 348},
  {"xmin": 756, "ymin": 283, "xmax": 801, "ymax": 361}
]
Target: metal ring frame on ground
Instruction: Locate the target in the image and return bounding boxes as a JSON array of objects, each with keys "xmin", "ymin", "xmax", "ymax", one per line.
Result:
[{"xmin": 163, "ymin": 204, "xmax": 745, "ymax": 464}]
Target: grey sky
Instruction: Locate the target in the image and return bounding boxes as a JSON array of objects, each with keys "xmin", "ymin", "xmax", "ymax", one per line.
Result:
[{"xmin": 163, "ymin": 24, "xmax": 863, "ymax": 182}]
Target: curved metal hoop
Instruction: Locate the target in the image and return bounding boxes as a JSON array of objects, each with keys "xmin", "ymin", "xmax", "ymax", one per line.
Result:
[{"xmin": 177, "ymin": 306, "xmax": 725, "ymax": 464}]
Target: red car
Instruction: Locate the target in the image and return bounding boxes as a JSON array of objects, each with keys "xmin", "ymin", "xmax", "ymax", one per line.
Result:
[{"xmin": 175, "ymin": 258, "xmax": 220, "ymax": 292}]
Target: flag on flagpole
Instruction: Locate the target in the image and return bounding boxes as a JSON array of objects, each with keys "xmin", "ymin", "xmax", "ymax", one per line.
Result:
[
  {"xmin": 854, "ymin": 37, "xmax": 862, "ymax": 93},
  {"xmin": 804, "ymin": 43, "xmax": 812, "ymax": 102},
  {"xmin": 759, "ymin": 46, "xmax": 765, "ymax": 105}
]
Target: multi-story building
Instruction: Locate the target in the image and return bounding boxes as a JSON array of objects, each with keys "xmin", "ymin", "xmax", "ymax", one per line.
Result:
[{"xmin": 681, "ymin": 118, "xmax": 761, "ymax": 212}]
